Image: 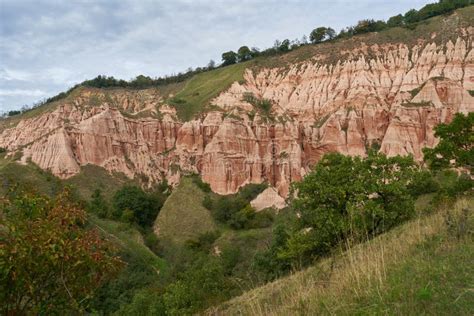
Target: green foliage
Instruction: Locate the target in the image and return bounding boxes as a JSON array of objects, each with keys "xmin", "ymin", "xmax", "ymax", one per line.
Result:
[
  {"xmin": 0, "ymin": 189, "xmax": 122, "ymax": 314},
  {"xmin": 309, "ymin": 27, "xmax": 335, "ymax": 43},
  {"xmin": 185, "ymin": 230, "xmax": 221, "ymax": 253},
  {"xmin": 278, "ymin": 152, "xmax": 421, "ymax": 266},
  {"xmin": 163, "ymin": 255, "xmax": 233, "ymax": 315},
  {"xmin": 237, "ymin": 45, "xmax": 252, "ymax": 62},
  {"xmin": 205, "ymin": 183, "xmax": 269, "ymax": 229},
  {"xmin": 191, "ymin": 174, "xmax": 211, "ymax": 192},
  {"xmin": 112, "ymin": 184, "xmax": 167, "ymax": 227},
  {"xmin": 119, "ymin": 255, "xmax": 234, "ymax": 316},
  {"xmin": 221, "ymin": 51, "xmax": 238, "ymax": 66},
  {"xmin": 407, "ymin": 170, "xmax": 440, "ymax": 196},
  {"xmin": 423, "ymin": 112, "xmax": 474, "ymax": 172},
  {"xmin": 156, "ymin": 177, "xmax": 217, "ymax": 244},
  {"xmin": 88, "ymin": 188, "xmax": 110, "ymax": 218},
  {"xmin": 143, "ymin": 229, "xmax": 164, "ymax": 256},
  {"xmin": 387, "ymin": 14, "xmax": 404, "ymax": 27},
  {"xmin": 90, "ymin": 250, "xmax": 160, "ymax": 314},
  {"xmin": 167, "ymin": 62, "xmax": 247, "ymax": 121},
  {"xmin": 7, "ymin": 110, "xmax": 21, "ymax": 116},
  {"xmin": 435, "ymin": 170, "xmax": 473, "ymax": 198},
  {"xmin": 253, "ymin": 223, "xmax": 292, "ymax": 281}
]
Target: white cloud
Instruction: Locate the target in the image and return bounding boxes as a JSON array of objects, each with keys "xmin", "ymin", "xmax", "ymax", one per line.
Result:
[
  {"xmin": 0, "ymin": 0, "xmax": 433, "ymax": 111},
  {"xmin": 0, "ymin": 89, "xmax": 47, "ymax": 97}
]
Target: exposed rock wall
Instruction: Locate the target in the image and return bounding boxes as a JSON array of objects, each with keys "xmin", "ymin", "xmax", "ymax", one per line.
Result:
[{"xmin": 1, "ymin": 36, "xmax": 473, "ymax": 197}]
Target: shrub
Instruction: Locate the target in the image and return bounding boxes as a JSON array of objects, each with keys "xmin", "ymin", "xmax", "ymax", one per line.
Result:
[
  {"xmin": 278, "ymin": 152, "xmax": 421, "ymax": 266},
  {"xmin": 202, "ymin": 195, "xmax": 213, "ymax": 210},
  {"xmin": 191, "ymin": 174, "xmax": 211, "ymax": 193},
  {"xmin": 407, "ymin": 170, "xmax": 440, "ymax": 196},
  {"xmin": 88, "ymin": 188, "xmax": 110, "ymax": 218},
  {"xmin": 113, "ymin": 184, "xmax": 167, "ymax": 227},
  {"xmin": 185, "ymin": 230, "xmax": 221, "ymax": 253},
  {"xmin": 423, "ymin": 112, "xmax": 473, "ymax": 172},
  {"xmin": 1, "ymin": 189, "xmax": 122, "ymax": 314},
  {"xmin": 143, "ymin": 229, "xmax": 164, "ymax": 256}
]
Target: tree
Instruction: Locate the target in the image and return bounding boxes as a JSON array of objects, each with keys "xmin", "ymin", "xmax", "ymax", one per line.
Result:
[
  {"xmin": 207, "ymin": 59, "xmax": 216, "ymax": 69},
  {"xmin": 310, "ymin": 27, "xmax": 329, "ymax": 43},
  {"xmin": 250, "ymin": 47, "xmax": 261, "ymax": 58},
  {"xmin": 278, "ymin": 152, "xmax": 420, "ymax": 266},
  {"xmin": 237, "ymin": 46, "xmax": 252, "ymax": 62},
  {"xmin": 221, "ymin": 51, "xmax": 237, "ymax": 66},
  {"xmin": 387, "ymin": 14, "xmax": 404, "ymax": 27},
  {"xmin": 88, "ymin": 188, "xmax": 110, "ymax": 218},
  {"xmin": 423, "ymin": 112, "xmax": 474, "ymax": 172},
  {"xmin": 309, "ymin": 27, "xmax": 336, "ymax": 43},
  {"xmin": 278, "ymin": 39, "xmax": 291, "ymax": 52},
  {"xmin": 326, "ymin": 27, "xmax": 336, "ymax": 40},
  {"xmin": 0, "ymin": 189, "xmax": 122, "ymax": 314},
  {"xmin": 113, "ymin": 185, "xmax": 165, "ymax": 227}
]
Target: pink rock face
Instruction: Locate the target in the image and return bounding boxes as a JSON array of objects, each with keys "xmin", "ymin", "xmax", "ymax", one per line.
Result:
[
  {"xmin": 1, "ymin": 37, "xmax": 473, "ymax": 197},
  {"xmin": 250, "ymin": 187, "xmax": 287, "ymax": 211}
]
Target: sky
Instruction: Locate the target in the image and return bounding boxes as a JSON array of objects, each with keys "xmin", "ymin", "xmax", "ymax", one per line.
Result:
[{"xmin": 0, "ymin": 0, "xmax": 433, "ymax": 112}]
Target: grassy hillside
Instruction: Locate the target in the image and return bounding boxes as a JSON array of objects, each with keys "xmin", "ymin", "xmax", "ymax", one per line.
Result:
[
  {"xmin": 0, "ymin": 153, "xmax": 136, "ymax": 203},
  {"xmin": 168, "ymin": 61, "xmax": 248, "ymax": 120},
  {"xmin": 89, "ymin": 215, "xmax": 168, "ymax": 275},
  {"xmin": 154, "ymin": 177, "xmax": 217, "ymax": 244},
  {"xmin": 212, "ymin": 196, "xmax": 474, "ymax": 315}
]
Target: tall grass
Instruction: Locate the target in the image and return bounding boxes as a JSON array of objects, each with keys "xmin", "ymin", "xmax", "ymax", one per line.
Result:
[{"xmin": 212, "ymin": 196, "xmax": 473, "ymax": 315}]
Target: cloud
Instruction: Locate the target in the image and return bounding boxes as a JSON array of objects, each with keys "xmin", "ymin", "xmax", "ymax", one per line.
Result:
[
  {"xmin": 0, "ymin": 88, "xmax": 47, "ymax": 97},
  {"xmin": 0, "ymin": 0, "xmax": 433, "ymax": 111}
]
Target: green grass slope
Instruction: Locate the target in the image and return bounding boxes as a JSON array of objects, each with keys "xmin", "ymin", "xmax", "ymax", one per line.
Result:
[
  {"xmin": 0, "ymin": 154, "xmax": 135, "ymax": 202},
  {"xmin": 89, "ymin": 215, "xmax": 168, "ymax": 276},
  {"xmin": 154, "ymin": 177, "xmax": 217, "ymax": 244},
  {"xmin": 168, "ymin": 62, "xmax": 248, "ymax": 120},
  {"xmin": 212, "ymin": 196, "xmax": 474, "ymax": 315}
]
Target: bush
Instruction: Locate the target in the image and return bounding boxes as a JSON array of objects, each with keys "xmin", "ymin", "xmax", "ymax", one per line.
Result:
[
  {"xmin": 185, "ymin": 230, "xmax": 221, "ymax": 253},
  {"xmin": 202, "ymin": 195, "xmax": 213, "ymax": 210},
  {"xmin": 143, "ymin": 229, "xmax": 164, "ymax": 256},
  {"xmin": 408, "ymin": 170, "xmax": 440, "ymax": 196},
  {"xmin": 1, "ymin": 189, "xmax": 122, "ymax": 314},
  {"xmin": 206, "ymin": 182, "xmax": 267, "ymax": 229},
  {"xmin": 191, "ymin": 174, "xmax": 211, "ymax": 193},
  {"xmin": 112, "ymin": 184, "xmax": 168, "ymax": 227},
  {"xmin": 278, "ymin": 152, "xmax": 421, "ymax": 266},
  {"xmin": 88, "ymin": 188, "xmax": 110, "ymax": 218}
]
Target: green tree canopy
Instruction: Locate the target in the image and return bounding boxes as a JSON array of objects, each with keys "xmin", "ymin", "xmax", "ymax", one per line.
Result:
[
  {"xmin": 423, "ymin": 112, "xmax": 474, "ymax": 172},
  {"xmin": 279, "ymin": 152, "xmax": 420, "ymax": 265},
  {"xmin": 237, "ymin": 46, "xmax": 252, "ymax": 62},
  {"xmin": 309, "ymin": 27, "xmax": 335, "ymax": 43},
  {"xmin": 221, "ymin": 51, "xmax": 237, "ymax": 66},
  {"xmin": 113, "ymin": 185, "xmax": 166, "ymax": 227}
]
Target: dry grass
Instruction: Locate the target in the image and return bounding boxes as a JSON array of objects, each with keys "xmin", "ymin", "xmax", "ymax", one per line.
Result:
[{"xmin": 211, "ymin": 196, "xmax": 473, "ymax": 315}]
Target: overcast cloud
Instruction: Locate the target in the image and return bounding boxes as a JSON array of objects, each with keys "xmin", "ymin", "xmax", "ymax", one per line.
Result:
[{"xmin": 0, "ymin": 0, "xmax": 432, "ymax": 112}]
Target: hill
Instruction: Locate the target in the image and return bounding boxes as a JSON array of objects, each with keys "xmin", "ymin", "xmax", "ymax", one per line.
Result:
[
  {"xmin": 154, "ymin": 177, "xmax": 217, "ymax": 244},
  {"xmin": 0, "ymin": 6, "xmax": 472, "ymax": 199},
  {"xmin": 212, "ymin": 196, "xmax": 474, "ymax": 315}
]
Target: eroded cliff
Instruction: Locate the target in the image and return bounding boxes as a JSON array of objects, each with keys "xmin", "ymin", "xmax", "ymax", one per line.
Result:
[{"xmin": 1, "ymin": 31, "xmax": 473, "ymax": 197}]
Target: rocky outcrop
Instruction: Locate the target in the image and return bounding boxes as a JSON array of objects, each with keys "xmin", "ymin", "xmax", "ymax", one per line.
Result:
[
  {"xmin": 250, "ymin": 187, "xmax": 287, "ymax": 211},
  {"xmin": 1, "ymin": 36, "xmax": 473, "ymax": 197}
]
